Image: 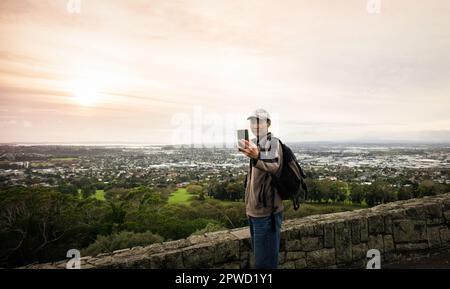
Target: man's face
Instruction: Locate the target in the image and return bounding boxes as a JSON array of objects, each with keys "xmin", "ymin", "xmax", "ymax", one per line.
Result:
[{"xmin": 250, "ymin": 118, "xmax": 270, "ymax": 137}]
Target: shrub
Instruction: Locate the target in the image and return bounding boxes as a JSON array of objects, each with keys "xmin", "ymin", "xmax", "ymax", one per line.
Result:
[{"xmin": 81, "ymin": 231, "xmax": 163, "ymax": 256}]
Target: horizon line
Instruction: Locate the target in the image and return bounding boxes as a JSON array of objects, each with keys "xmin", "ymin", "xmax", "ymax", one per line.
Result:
[{"xmin": 1, "ymin": 139, "xmax": 450, "ymax": 146}]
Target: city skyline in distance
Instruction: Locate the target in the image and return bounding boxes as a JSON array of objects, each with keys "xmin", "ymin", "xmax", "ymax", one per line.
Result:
[{"xmin": 2, "ymin": 138, "xmax": 450, "ymax": 147}]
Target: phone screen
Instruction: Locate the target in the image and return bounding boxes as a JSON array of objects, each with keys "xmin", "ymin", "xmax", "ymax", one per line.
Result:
[{"xmin": 237, "ymin": 129, "xmax": 249, "ymax": 150}]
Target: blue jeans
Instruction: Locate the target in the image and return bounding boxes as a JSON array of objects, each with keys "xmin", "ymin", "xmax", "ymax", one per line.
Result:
[{"xmin": 247, "ymin": 211, "xmax": 283, "ymax": 269}]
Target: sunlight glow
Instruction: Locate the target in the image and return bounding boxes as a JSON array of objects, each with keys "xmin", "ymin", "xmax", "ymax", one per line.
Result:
[{"xmin": 70, "ymin": 79, "xmax": 103, "ymax": 106}]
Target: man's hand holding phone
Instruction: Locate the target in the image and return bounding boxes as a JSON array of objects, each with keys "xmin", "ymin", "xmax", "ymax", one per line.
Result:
[
  {"xmin": 237, "ymin": 129, "xmax": 259, "ymax": 159},
  {"xmin": 238, "ymin": 139, "xmax": 259, "ymax": 160}
]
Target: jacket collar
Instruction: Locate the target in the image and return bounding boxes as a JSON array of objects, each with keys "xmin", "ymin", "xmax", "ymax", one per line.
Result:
[{"xmin": 257, "ymin": 132, "xmax": 272, "ymax": 146}]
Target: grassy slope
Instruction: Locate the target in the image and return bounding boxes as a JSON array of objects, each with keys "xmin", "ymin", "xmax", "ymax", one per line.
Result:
[{"xmin": 167, "ymin": 188, "xmax": 194, "ymax": 205}]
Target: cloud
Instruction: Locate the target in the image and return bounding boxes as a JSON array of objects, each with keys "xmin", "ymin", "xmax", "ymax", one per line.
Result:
[{"xmin": 0, "ymin": 0, "xmax": 449, "ymax": 143}]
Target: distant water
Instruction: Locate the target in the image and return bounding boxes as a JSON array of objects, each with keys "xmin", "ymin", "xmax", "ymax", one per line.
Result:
[{"xmin": 2, "ymin": 141, "xmax": 450, "ymax": 149}]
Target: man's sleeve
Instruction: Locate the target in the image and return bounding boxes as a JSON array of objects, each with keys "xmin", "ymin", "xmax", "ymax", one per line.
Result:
[{"xmin": 252, "ymin": 139, "xmax": 282, "ymax": 175}]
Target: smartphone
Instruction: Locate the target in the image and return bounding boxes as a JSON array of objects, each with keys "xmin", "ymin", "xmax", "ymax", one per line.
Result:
[{"xmin": 237, "ymin": 129, "xmax": 249, "ymax": 150}]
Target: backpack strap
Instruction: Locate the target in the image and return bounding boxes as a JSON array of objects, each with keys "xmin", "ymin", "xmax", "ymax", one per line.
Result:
[
  {"xmin": 244, "ymin": 158, "xmax": 253, "ymax": 188},
  {"xmin": 270, "ymin": 138, "xmax": 282, "ymax": 232},
  {"xmin": 270, "ymin": 193, "xmax": 276, "ymax": 232},
  {"xmin": 243, "ymin": 158, "xmax": 253, "ymax": 203}
]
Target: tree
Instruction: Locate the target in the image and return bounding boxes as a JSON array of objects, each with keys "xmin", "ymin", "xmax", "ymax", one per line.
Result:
[
  {"xmin": 305, "ymin": 179, "xmax": 321, "ymax": 202},
  {"xmin": 365, "ymin": 180, "xmax": 397, "ymax": 206},
  {"xmin": 350, "ymin": 183, "xmax": 366, "ymax": 204},
  {"xmin": 336, "ymin": 181, "xmax": 348, "ymax": 202},
  {"xmin": 186, "ymin": 184, "xmax": 203, "ymax": 195},
  {"xmin": 398, "ymin": 186, "xmax": 414, "ymax": 200},
  {"xmin": 0, "ymin": 187, "xmax": 91, "ymax": 267},
  {"xmin": 208, "ymin": 181, "xmax": 227, "ymax": 200},
  {"xmin": 81, "ymin": 231, "xmax": 163, "ymax": 256},
  {"xmin": 81, "ymin": 183, "xmax": 96, "ymax": 199},
  {"xmin": 197, "ymin": 191, "xmax": 206, "ymax": 201},
  {"xmin": 225, "ymin": 182, "xmax": 244, "ymax": 201},
  {"xmin": 316, "ymin": 179, "xmax": 339, "ymax": 203},
  {"xmin": 108, "ymin": 202, "xmax": 127, "ymax": 231},
  {"xmin": 417, "ymin": 180, "xmax": 444, "ymax": 197},
  {"xmin": 58, "ymin": 184, "xmax": 78, "ymax": 196}
]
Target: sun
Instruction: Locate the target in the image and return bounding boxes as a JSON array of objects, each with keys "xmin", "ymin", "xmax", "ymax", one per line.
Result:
[
  {"xmin": 66, "ymin": 66, "xmax": 129, "ymax": 107},
  {"xmin": 73, "ymin": 85, "xmax": 101, "ymax": 106},
  {"xmin": 69, "ymin": 79, "xmax": 104, "ymax": 107}
]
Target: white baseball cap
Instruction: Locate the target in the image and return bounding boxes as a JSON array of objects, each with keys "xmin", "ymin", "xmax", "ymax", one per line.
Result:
[{"xmin": 247, "ymin": 108, "xmax": 271, "ymax": 121}]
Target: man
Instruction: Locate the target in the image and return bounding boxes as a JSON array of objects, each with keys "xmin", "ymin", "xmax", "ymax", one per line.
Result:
[{"xmin": 238, "ymin": 108, "xmax": 283, "ymax": 269}]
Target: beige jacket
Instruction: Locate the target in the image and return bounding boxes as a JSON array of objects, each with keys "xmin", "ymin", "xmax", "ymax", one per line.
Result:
[{"xmin": 245, "ymin": 132, "xmax": 284, "ymax": 217}]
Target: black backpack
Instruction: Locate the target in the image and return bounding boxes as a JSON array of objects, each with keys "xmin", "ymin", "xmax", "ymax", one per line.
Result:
[{"xmin": 271, "ymin": 140, "xmax": 308, "ymax": 210}]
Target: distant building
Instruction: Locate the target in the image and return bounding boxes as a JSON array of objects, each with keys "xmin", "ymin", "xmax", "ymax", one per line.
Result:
[{"xmin": 176, "ymin": 181, "xmax": 190, "ymax": 188}]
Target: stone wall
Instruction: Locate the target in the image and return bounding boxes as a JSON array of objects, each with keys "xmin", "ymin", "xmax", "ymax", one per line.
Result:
[{"xmin": 22, "ymin": 192, "xmax": 450, "ymax": 269}]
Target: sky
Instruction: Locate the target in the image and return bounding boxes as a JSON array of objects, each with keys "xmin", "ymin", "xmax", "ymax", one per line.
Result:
[{"xmin": 0, "ymin": 0, "xmax": 449, "ymax": 145}]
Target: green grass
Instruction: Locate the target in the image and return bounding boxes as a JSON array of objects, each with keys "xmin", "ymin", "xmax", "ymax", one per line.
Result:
[
  {"xmin": 215, "ymin": 198, "xmax": 242, "ymax": 205},
  {"xmin": 93, "ymin": 189, "xmax": 105, "ymax": 201},
  {"xmin": 168, "ymin": 188, "xmax": 194, "ymax": 205},
  {"xmin": 30, "ymin": 162, "xmax": 52, "ymax": 167},
  {"xmin": 50, "ymin": 157, "xmax": 77, "ymax": 161},
  {"xmin": 77, "ymin": 189, "xmax": 105, "ymax": 201},
  {"xmin": 284, "ymin": 201, "xmax": 366, "ymax": 219}
]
